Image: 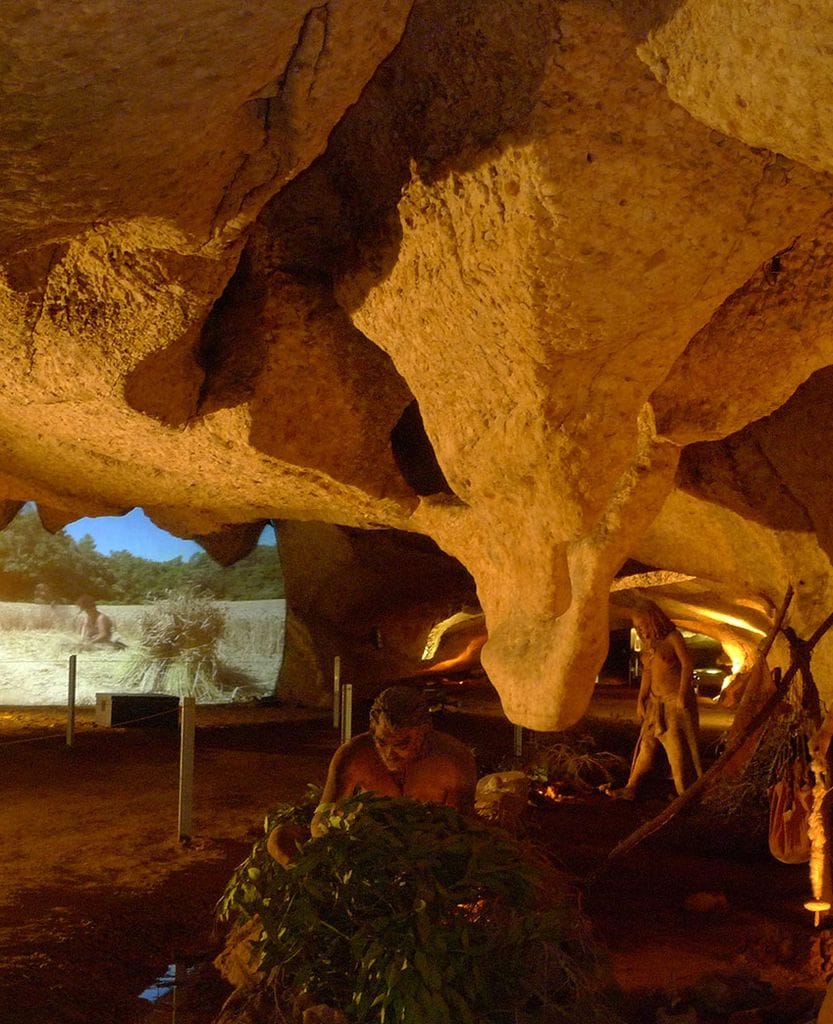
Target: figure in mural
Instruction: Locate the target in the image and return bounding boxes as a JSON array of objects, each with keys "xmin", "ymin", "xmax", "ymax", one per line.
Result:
[
  {"xmin": 33, "ymin": 582, "xmax": 56, "ymax": 605},
  {"xmin": 606, "ymin": 600, "xmax": 702, "ymax": 801},
  {"xmin": 76, "ymin": 594, "xmax": 126, "ymax": 649},
  {"xmin": 267, "ymin": 685, "xmax": 477, "ymax": 865}
]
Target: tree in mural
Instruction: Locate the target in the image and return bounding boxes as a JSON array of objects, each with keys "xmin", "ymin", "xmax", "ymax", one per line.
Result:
[
  {"xmin": 0, "ymin": 509, "xmax": 283, "ymax": 603},
  {"xmin": 0, "ymin": 509, "xmax": 115, "ymax": 602}
]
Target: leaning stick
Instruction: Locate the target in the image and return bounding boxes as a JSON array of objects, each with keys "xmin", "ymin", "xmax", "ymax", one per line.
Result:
[
  {"xmin": 723, "ymin": 584, "xmax": 794, "ymax": 749},
  {"xmin": 589, "ymin": 586, "xmax": 801, "ymax": 879},
  {"xmin": 759, "ymin": 585, "xmax": 795, "ymax": 661}
]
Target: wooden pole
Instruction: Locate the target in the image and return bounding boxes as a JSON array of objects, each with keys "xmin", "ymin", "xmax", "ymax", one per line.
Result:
[
  {"xmin": 178, "ymin": 697, "xmax": 196, "ymax": 843},
  {"xmin": 784, "ymin": 623, "xmax": 833, "ymax": 923},
  {"xmin": 760, "ymin": 584, "xmax": 795, "ymax": 661},
  {"xmin": 333, "ymin": 655, "xmax": 341, "ymax": 729},
  {"xmin": 341, "ymin": 684, "xmax": 353, "ymax": 745},
  {"xmin": 66, "ymin": 654, "xmax": 77, "ymax": 748},
  {"xmin": 718, "ymin": 584, "xmax": 794, "ymax": 753}
]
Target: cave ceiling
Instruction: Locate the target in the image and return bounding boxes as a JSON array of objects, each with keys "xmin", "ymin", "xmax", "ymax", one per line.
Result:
[{"xmin": 2, "ymin": 0, "xmax": 833, "ymax": 729}]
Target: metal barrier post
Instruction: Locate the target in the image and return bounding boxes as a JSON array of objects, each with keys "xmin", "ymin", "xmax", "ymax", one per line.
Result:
[
  {"xmin": 178, "ymin": 697, "xmax": 196, "ymax": 843},
  {"xmin": 66, "ymin": 655, "xmax": 77, "ymax": 748},
  {"xmin": 340, "ymin": 683, "xmax": 353, "ymax": 745},
  {"xmin": 333, "ymin": 655, "xmax": 341, "ymax": 729}
]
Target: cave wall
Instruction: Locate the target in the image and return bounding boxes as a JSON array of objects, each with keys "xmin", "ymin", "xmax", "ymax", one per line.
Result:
[
  {"xmin": 2, "ymin": 0, "xmax": 833, "ymax": 727},
  {"xmin": 276, "ymin": 521, "xmax": 477, "ymax": 704}
]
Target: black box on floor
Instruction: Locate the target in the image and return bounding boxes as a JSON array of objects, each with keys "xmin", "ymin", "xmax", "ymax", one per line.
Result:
[{"xmin": 95, "ymin": 693, "xmax": 180, "ymax": 728}]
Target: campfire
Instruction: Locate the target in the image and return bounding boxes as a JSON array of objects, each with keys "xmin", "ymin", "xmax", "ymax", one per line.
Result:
[{"xmin": 530, "ymin": 780, "xmax": 582, "ymax": 805}]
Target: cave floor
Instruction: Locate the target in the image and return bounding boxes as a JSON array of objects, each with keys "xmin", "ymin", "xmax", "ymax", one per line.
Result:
[{"xmin": 0, "ymin": 690, "xmax": 828, "ymax": 1024}]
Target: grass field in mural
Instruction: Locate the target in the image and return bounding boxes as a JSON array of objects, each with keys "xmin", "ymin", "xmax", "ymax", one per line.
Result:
[{"xmin": 0, "ymin": 598, "xmax": 286, "ymax": 706}]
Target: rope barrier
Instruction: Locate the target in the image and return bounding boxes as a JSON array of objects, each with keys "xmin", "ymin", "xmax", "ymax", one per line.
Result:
[
  {"xmin": 102, "ymin": 706, "xmax": 181, "ymax": 727},
  {"xmin": 0, "ymin": 730, "xmax": 76, "ymax": 748},
  {"xmin": 0, "ymin": 658, "xmax": 134, "ymax": 666},
  {"xmin": 0, "ymin": 704, "xmax": 180, "ymax": 747}
]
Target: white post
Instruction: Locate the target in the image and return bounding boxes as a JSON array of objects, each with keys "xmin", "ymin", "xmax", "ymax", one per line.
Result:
[
  {"xmin": 66, "ymin": 654, "xmax": 77, "ymax": 748},
  {"xmin": 333, "ymin": 655, "xmax": 341, "ymax": 729},
  {"xmin": 178, "ymin": 697, "xmax": 196, "ymax": 843},
  {"xmin": 513, "ymin": 723, "xmax": 523, "ymax": 758},
  {"xmin": 341, "ymin": 683, "xmax": 353, "ymax": 745}
]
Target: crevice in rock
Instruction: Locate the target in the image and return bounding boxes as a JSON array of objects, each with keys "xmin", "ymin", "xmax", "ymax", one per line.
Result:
[
  {"xmin": 265, "ymin": 0, "xmax": 558, "ymax": 299},
  {"xmin": 24, "ymin": 242, "xmax": 68, "ymax": 376},
  {"xmin": 678, "ymin": 431, "xmax": 813, "ymax": 534},
  {"xmin": 277, "ymin": 3, "xmax": 330, "ymax": 102},
  {"xmin": 194, "ymin": 250, "xmax": 269, "ymax": 415},
  {"xmin": 390, "ymin": 400, "xmax": 453, "ymax": 497}
]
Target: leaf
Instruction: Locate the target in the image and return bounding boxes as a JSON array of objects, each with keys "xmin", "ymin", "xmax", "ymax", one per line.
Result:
[
  {"xmin": 218, "ymin": 791, "xmax": 617, "ymax": 1023},
  {"xmin": 414, "ymin": 950, "xmax": 442, "ymax": 991}
]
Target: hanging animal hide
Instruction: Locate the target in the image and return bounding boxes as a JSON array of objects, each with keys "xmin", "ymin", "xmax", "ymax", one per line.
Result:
[{"xmin": 768, "ymin": 756, "xmax": 813, "ymax": 865}]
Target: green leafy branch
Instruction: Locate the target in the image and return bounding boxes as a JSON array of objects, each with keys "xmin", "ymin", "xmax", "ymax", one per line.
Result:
[{"xmin": 218, "ymin": 792, "xmax": 621, "ymax": 1024}]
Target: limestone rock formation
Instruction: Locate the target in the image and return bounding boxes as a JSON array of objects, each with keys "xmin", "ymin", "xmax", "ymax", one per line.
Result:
[{"xmin": 2, "ymin": 0, "xmax": 833, "ymax": 728}]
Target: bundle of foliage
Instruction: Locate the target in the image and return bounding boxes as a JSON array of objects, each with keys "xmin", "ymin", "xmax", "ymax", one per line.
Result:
[
  {"xmin": 530, "ymin": 730, "xmax": 630, "ymax": 794},
  {"xmin": 218, "ymin": 793, "xmax": 620, "ymax": 1024},
  {"xmin": 689, "ymin": 706, "xmax": 803, "ymax": 854},
  {"xmin": 217, "ymin": 787, "xmax": 322, "ymax": 938},
  {"xmin": 119, "ymin": 588, "xmax": 228, "ymax": 698}
]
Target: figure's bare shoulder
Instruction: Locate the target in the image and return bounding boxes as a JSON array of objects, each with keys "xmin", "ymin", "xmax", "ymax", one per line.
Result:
[
  {"xmin": 426, "ymin": 729, "xmax": 476, "ymax": 763},
  {"xmin": 419, "ymin": 730, "xmax": 477, "ymax": 785},
  {"xmin": 335, "ymin": 732, "xmax": 376, "ymax": 758},
  {"xmin": 312, "ymin": 734, "xmax": 382, "ymax": 836},
  {"xmin": 405, "ymin": 729, "xmax": 477, "ymax": 812},
  {"xmin": 330, "ymin": 732, "xmax": 378, "ymax": 779}
]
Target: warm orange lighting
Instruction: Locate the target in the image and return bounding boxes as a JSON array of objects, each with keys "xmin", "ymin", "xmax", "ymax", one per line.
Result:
[
  {"xmin": 457, "ymin": 897, "xmax": 486, "ymax": 922},
  {"xmin": 805, "ymin": 899, "xmax": 830, "ymax": 927},
  {"xmin": 532, "ymin": 782, "xmax": 576, "ymax": 805},
  {"xmin": 712, "ymin": 641, "xmax": 751, "ymax": 698},
  {"xmin": 720, "ymin": 640, "xmax": 747, "ymax": 675},
  {"xmin": 422, "ymin": 610, "xmax": 481, "ymax": 659},
  {"xmin": 420, "ymin": 610, "xmax": 483, "ymax": 660},
  {"xmin": 421, "ymin": 635, "xmax": 486, "ymax": 674},
  {"xmin": 700, "ymin": 609, "xmax": 766, "ymax": 635}
]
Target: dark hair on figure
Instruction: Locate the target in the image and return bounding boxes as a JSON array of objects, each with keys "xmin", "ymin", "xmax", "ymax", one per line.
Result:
[
  {"xmin": 632, "ymin": 600, "xmax": 676, "ymax": 643},
  {"xmin": 369, "ymin": 686, "xmax": 432, "ymax": 729}
]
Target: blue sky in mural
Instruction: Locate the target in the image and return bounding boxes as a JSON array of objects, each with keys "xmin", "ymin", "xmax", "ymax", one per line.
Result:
[{"xmin": 63, "ymin": 509, "xmax": 275, "ymax": 563}]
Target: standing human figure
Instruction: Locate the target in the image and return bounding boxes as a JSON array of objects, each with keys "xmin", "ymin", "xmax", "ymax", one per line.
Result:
[{"xmin": 608, "ymin": 601, "xmax": 702, "ymax": 800}]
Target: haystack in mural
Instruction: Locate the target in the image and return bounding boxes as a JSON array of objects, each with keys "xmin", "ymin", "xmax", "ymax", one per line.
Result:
[{"xmin": 119, "ymin": 589, "xmax": 229, "ymax": 701}]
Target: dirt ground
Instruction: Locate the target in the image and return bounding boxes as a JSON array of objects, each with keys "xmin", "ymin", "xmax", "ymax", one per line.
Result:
[{"xmin": 0, "ymin": 690, "xmax": 830, "ymax": 1024}]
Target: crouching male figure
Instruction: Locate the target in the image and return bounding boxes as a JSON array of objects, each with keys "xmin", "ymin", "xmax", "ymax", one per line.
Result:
[{"xmin": 267, "ymin": 685, "xmax": 477, "ymax": 865}]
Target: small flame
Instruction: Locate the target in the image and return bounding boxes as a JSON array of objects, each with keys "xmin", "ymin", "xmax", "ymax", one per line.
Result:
[
  {"xmin": 533, "ymin": 783, "xmax": 574, "ymax": 804},
  {"xmin": 457, "ymin": 897, "xmax": 486, "ymax": 922}
]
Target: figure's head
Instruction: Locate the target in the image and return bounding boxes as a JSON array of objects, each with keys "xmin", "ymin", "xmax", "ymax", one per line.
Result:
[
  {"xmin": 629, "ymin": 601, "xmax": 675, "ymax": 643},
  {"xmin": 75, "ymin": 594, "xmax": 97, "ymax": 613},
  {"xmin": 369, "ymin": 686, "xmax": 431, "ymax": 772}
]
